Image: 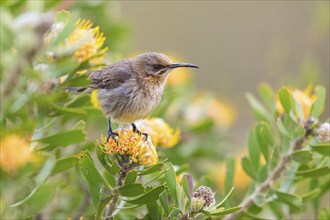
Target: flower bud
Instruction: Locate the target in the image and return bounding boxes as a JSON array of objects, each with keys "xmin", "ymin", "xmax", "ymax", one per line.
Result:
[
  {"xmin": 191, "ymin": 197, "xmax": 205, "ymax": 212},
  {"xmin": 315, "ymin": 122, "xmax": 330, "ymax": 143}
]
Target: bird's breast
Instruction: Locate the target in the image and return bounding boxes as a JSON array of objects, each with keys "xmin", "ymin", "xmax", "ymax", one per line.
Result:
[{"xmin": 97, "ymin": 80, "xmax": 165, "ymax": 123}]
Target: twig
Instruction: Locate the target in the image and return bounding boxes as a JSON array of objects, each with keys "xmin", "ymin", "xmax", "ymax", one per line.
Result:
[{"xmin": 223, "ymin": 135, "xmax": 308, "ymax": 220}]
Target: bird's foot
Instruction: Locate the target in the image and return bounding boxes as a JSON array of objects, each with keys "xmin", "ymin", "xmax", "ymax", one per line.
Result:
[
  {"xmin": 131, "ymin": 123, "xmax": 148, "ymax": 141},
  {"xmin": 106, "ymin": 131, "xmax": 119, "ymax": 143}
]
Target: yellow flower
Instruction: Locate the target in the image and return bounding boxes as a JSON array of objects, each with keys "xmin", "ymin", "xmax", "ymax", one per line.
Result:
[
  {"xmin": 90, "ymin": 90, "xmax": 101, "ymax": 109},
  {"xmin": 67, "ymin": 19, "xmax": 108, "ymax": 64},
  {"xmin": 0, "ymin": 135, "xmax": 39, "ymax": 172},
  {"xmin": 184, "ymin": 92, "xmax": 236, "ymax": 130},
  {"xmin": 135, "ymin": 118, "xmax": 181, "ymax": 148},
  {"xmin": 100, "ymin": 129, "xmax": 158, "ymax": 166},
  {"xmin": 46, "ymin": 18, "xmax": 108, "ymax": 65},
  {"xmin": 214, "ymin": 150, "xmax": 250, "ymax": 192},
  {"xmin": 276, "ymin": 85, "xmax": 317, "ymax": 119}
]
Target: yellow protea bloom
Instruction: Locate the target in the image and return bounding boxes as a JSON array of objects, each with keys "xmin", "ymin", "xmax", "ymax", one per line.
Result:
[
  {"xmin": 184, "ymin": 92, "xmax": 235, "ymax": 130},
  {"xmin": 99, "ymin": 129, "xmax": 158, "ymax": 166},
  {"xmin": 276, "ymin": 85, "xmax": 317, "ymax": 119},
  {"xmin": 135, "ymin": 118, "xmax": 181, "ymax": 148},
  {"xmin": 0, "ymin": 135, "xmax": 39, "ymax": 172},
  {"xmin": 66, "ymin": 18, "xmax": 108, "ymax": 64},
  {"xmin": 45, "ymin": 18, "xmax": 108, "ymax": 65}
]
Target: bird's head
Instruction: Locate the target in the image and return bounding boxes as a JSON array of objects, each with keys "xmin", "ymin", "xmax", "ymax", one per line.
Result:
[{"xmin": 131, "ymin": 52, "xmax": 199, "ymax": 80}]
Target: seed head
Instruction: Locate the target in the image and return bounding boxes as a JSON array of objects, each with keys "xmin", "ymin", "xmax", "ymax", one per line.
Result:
[{"xmin": 192, "ymin": 185, "xmax": 215, "ymax": 207}]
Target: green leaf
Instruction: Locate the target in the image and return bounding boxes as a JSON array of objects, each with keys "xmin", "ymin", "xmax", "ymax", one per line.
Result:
[
  {"xmin": 10, "ymin": 159, "xmax": 55, "ymax": 207},
  {"xmin": 247, "ymin": 128, "xmax": 260, "ymax": 171},
  {"xmin": 225, "ymin": 157, "xmax": 235, "ymax": 195},
  {"xmin": 182, "ymin": 175, "xmax": 191, "ymax": 200},
  {"xmin": 275, "ymin": 191, "xmax": 302, "ymax": 210},
  {"xmin": 165, "ymin": 163, "xmax": 178, "ymax": 205},
  {"xmin": 296, "ymin": 166, "xmax": 330, "ymax": 178},
  {"xmin": 103, "ymin": 170, "xmax": 116, "ymax": 188},
  {"xmin": 96, "ymin": 147, "xmax": 111, "ymax": 170},
  {"xmin": 258, "ymin": 83, "xmax": 275, "ymax": 113},
  {"xmin": 310, "ymin": 86, "xmax": 326, "ymax": 118},
  {"xmin": 278, "ymin": 88, "xmax": 293, "ymax": 113},
  {"xmin": 291, "ymin": 150, "xmax": 313, "ymax": 164},
  {"xmin": 125, "ymin": 185, "xmax": 165, "ymax": 205},
  {"xmin": 169, "ymin": 207, "xmax": 182, "ymax": 218},
  {"xmin": 159, "ymin": 191, "xmax": 170, "ymax": 215},
  {"xmin": 216, "ymin": 187, "xmax": 235, "ymax": 209},
  {"xmin": 51, "ymin": 156, "xmax": 79, "ymax": 175},
  {"xmin": 255, "ymin": 122, "xmax": 274, "ymax": 162},
  {"xmin": 277, "ymin": 117, "xmax": 292, "ymax": 138},
  {"xmin": 139, "ymin": 163, "xmax": 164, "ymax": 176},
  {"xmin": 241, "ymin": 156, "xmax": 257, "ymax": 180},
  {"xmin": 55, "ymin": 10, "xmax": 71, "ymax": 22},
  {"xmin": 318, "ymin": 208, "xmax": 330, "ymax": 220},
  {"xmin": 124, "ymin": 170, "xmax": 138, "ymax": 185},
  {"xmin": 147, "ymin": 202, "xmax": 159, "ymax": 220},
  {"xmin": 209, "ymin": 206, "xmax": 241, "ymax": 216},
  {"xmin": 35, "ymin": 129, "xmax": 85, "ymax": 148},
  {"xmin": 79, "ymin": 151, "xmax": 108, "ymax": 209},
  {"xmin": 246, "ymin": 93, "xmax": 272, "ymax": 122},
  {"xmin": 109, "ymin": 160, "xmax": 121, "ymax": 175},
  {"xmin": 96, "ymin": 195, "xmax": 113, "ymax": 219},
  {"xmin": 118, "ymin": 183, "xmax": 146, "ymax": 197},
  {"xmin": 301, "ymin": 188, "xmax": 321, "ymax": 202},
  {"xmin": 311, "ymin": 143, "xmax": 330, "ymax": 156}
]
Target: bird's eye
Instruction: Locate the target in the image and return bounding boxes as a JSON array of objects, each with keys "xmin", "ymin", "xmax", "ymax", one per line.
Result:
[{"xmin": 152, "ymin": 64, "xmax": 161, "ymax": 69}]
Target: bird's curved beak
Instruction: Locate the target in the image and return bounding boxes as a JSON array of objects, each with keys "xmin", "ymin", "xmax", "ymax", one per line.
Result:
[{"xmin": 168, "ymin": 63, "xmax": 199, "ymax": 69}]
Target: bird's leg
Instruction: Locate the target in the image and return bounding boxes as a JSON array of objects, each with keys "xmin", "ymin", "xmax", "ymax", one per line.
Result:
[
  {"xmin": 106, "ymin": 118, "xmax": 119, "ymax": 142},
  {"xmin": 131, "ymin": 123, "xmax": 148, "ymax": 141}
]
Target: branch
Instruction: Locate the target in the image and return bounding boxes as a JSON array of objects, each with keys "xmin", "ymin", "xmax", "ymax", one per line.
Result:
[
  {"xmin": 224, "ymin": 135, "xmax": 308, "ymax": 220},
  {"xmin": 105, "ymin": 157, "xmax": 134, "ymax": 219}
]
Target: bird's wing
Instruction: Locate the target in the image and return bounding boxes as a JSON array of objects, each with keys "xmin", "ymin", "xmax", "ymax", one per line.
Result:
[{"xmin": 89, "ymin": 60, "xmax": 133, "ymax": 90}]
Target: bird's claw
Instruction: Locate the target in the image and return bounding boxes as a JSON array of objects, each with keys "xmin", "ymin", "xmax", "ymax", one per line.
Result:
[
  {"xmin": 131, "ymin": 123, "xmax": 148, "ymax": 141},
  {"xmin": 106, "ymin": 132, "xmax": 119, "ymax": 143}
]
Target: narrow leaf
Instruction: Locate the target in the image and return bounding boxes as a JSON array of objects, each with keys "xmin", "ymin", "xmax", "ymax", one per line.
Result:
[
  {"xmin": 209, "ymin": 206, "xmax": 241, "ymax": 216},
  {"xmin": 275, "ymin": 191, "xmax": 302, "ymax": 210},
  {"xmin": 291, "ymin": 150, "xmax": 313, "ymax": 164},
  {"xmin": 124, "ymin": 170, "xmax": 138, "ymax": 185},
  {"xmin": 310, "ymin": 86, "xmax": 326, "ymax": 118},
  {"xmin": 125, "ymin": 185, "xmax": 165, "ymax": 205},
  {"xmin": 118, "ymin": 183, "xmax": 146, "ymax": 197},
  {"xmin": 79, "ymin": 151, "xmax": 108, "ymax": 208},
  {"xmin": 278, "ymin": 88, "xmax": 292, "ymax": 113},
  {"xmin": 165, "ymin": 163, "xmax": 178, "ymax": 205},
  {"xmin": 139, "ymin": 163, "xmax": 163, "ymax": 176},
  {"xmin": 311, "ymin": 143, "xmax": 330, "ymax": 157}
]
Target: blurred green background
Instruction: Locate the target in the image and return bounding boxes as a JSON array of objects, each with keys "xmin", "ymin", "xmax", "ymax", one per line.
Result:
[{"xmin": 119, "ymin": 1, "xmax": 330, "ymax": 145}]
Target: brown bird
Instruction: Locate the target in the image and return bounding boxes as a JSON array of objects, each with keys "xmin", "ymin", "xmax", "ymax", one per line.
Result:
[{"xmin": 73, "ymin": 52, "xmax": 199, "ymax": 141}]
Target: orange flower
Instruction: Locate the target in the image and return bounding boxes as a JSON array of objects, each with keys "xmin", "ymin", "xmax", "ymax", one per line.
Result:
[
  {"xmin": 0, "ymin": 135, "xmax": 39, "ymax": 172},
  {"xmin": 99, "ymin": 129, "xmax": 158, "ymax": 166}
]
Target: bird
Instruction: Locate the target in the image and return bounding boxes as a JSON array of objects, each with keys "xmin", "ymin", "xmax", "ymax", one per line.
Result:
[{"xmin": 70, "ymin": 52, "xmax": 199, "ymax": 141}]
